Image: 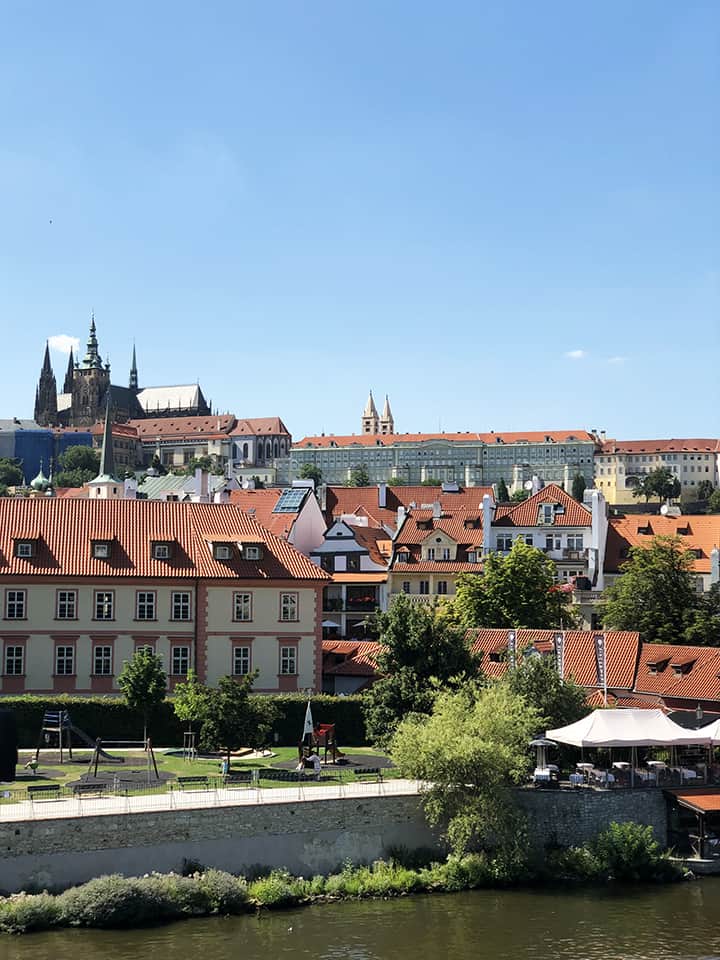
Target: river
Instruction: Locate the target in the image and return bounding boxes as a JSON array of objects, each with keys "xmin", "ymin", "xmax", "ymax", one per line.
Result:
[{"xmin": 3, "ymin": 884, "xmax": 720, "ymax": 960}]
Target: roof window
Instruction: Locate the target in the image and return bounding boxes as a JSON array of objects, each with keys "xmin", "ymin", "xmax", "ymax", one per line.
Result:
[
  {"xmin": 13, "ymin": 539, "xmax": 37, "ymax": 559},
  {"xmin": 152, "ymin": 542, "xmax": 172, "ymax": 560},
  {"xmin": 92, "ymin": 540, "xmax": 112, "ymax": 559},
  {"xmin": 213, "ymin": 543, "xmax": 233, "ymax": 561}
]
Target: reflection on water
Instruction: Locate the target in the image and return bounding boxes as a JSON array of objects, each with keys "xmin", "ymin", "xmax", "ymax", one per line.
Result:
[{"xmin": 3, "ymin": 883, "xmax": 720, "ymax": 960}]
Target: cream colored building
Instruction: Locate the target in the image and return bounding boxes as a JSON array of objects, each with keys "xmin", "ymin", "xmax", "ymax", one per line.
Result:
[
  {"xmin": 0, "ymin": 499, "xmax": 328, "ymax": 696},
  {"xmin": 595, "ymin": 439, "xmax": 719, "ymax": 505}
]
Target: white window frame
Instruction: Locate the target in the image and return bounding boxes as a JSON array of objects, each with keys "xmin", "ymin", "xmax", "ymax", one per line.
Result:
[
  {"xmin": 245, "ymin": 546, "xmax": 261, "ymax": 560},
  {"xmin": 136, "ymin": 591, "xmax": 157, "ymax": 621},
  {"xmin": 233, "ymin": 646, "xmax": 251, "ymax": 676},
  {"xmin": 57, "ymin": 589, "xmax": 77, "ymax": 620},
  {"xmin": 280, "ymin": 593, "xmax": 299, "ymax": 622},
  {"xmin": 93, "ymin": 645, "xmax": 112, "ymax": 676},
  {"xmin": 171, "ymin": 591, "xmax": 192, "ymax": 621},
  {"xmin": 93, "ymin": 541, "xmax": 110, "ymax": 559},
  {"xmin": 4, "ymin": 645, "xmax": 24, "ymax": 676},
  {"xmin": 94, "ymin": 591, "xmax": 114, "ymax": 621},
  {"xmin": 279, "ymin": 645, "xmax": 297, "ymax": 675},
  {"xmin": 419, "ymin": 580, "xmax": 430, "ymax": 595},
  {"xmin": 153, "ymin": 543, "xmax": 170, "ymax": 560},
  {"xmin": 437, "ymin": 580, "xmax": 448, "ymax": 595},
  {"xmin": 15, "ymin": 541, "xmax": 33, "ymax": 558},
  {"xmin": 55, "ymin": 645, "xmax": 75, "ymax": 676},
  {"xmin": 171, "ymin": 646, "xmax": 190, "ymax": 677},
  {"xmin": 233, "ymin": 592, "xmax": 253, "ymax": 622},
  {"xmin": 6, "ymin": 590, "xmax": 26, "ymax": 620}
]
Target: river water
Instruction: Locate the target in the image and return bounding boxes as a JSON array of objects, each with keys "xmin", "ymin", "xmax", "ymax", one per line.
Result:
[{"xmin": 3, "ymin": 884, "xmax": 720, "ymax": 960}]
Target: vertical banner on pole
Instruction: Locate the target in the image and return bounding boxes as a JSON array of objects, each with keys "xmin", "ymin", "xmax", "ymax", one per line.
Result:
[
  {"xmin": 507, "ymin": 630, "xmax": 517, "ymax": 670},
  {"xmin": 554, "ymin": 632, "xmax": 565, "ymax": 679},
  {"xmin": 594, "ymin": 633, "xmax": 607, "ymax": 704}
]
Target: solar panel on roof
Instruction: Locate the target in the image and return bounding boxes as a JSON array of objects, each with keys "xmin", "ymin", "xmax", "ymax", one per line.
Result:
[{"xmin": 272, "ymin": 488, "xmax": 306, "ymax": 514}]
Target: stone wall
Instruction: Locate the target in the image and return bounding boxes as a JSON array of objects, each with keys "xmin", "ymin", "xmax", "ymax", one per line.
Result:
[
  {"xmin": 0, "ymin": 787, "xmax": 670, "ymax": 894},
  {"xmin": 518, "ymin": 788, "xmax": 668, "ymax": 850}
]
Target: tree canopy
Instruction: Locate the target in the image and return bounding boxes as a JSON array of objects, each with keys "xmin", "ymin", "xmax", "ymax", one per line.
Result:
[
  {"xmin": 298, "ymin": 463, "xmax": 322, "ymax": 485},
  {"xmin": 55, "ymin": 445, "xmax": 100, "ymax": 487},
  {"xmin": 632, "ymin": 467, "xmax": 681, "ymax": 503},
  {"xmin": 453, "ymin": 539, "xmax": 578, "ymax": 630},
  {"xmin": 172, "ymin": 669, "xmax": 210, "ymax": 732},
  {"xmin": 362, "ymin": 594, "xmax": 480, "ymax": 747},
  {"xmin": 601, "ymin": 536, "xmax": 700, "ymax": 644},
  {"xmin": 198, "ymin": 674, "xmax": 277, "ymax": 763},
  {"xmin": 510, "ymin": 489, "xmax": 529, "ymax": 502},
  {"xmin": 391, "ymin": 683, "xmax": 539, "ymax": 858},
  {"xmin": 496, "ymin": 477, "xmax": 510, "ymax": 502},
  {"xmin": 707, "ymin": 490, "xmax": 720, "ymax": 514},
  {"xmin": 345, "ymin": 465, "xmax": 370, "ymax": 487},
  {"xmin": 183, "ymin": 455, "xmax": 217, "ymax": 475},
  {"xmin": 117, "ymin": 649, "xmax": 167, "ymax": 741},
  {"xmin": 504, "ymin": 654, "xmax": 589, "ymax": 731},
  {"xmin": 0, "ymin": 458, "xmax": 23, "ymax": 488},
  {"xmin": 571, "ymin": 473, "xmax": 587, "ymax": 503}
]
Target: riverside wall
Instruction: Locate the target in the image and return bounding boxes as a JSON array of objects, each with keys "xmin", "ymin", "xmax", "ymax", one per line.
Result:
[{"xmin": 0, "ymin": 788, "xmax": 669, "ymax": 894}]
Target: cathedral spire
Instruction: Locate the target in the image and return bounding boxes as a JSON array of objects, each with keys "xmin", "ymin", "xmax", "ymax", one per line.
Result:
[
  {"xmin": 34, "ymin": 341, "xmax": 58, "ymax": 426},
  {"xmin": 380, "ymin": 394, "xmax": 394, "ymax": 435},
  {"xmin": 82, "ymin": 312, "xmax": 103, "ymax": 369},
  {"xmin": 42, "ymin": 341, "xmax": 52, "ymax": 374},
  {"xmin": 63, "ymin": 347, "xmax": 75, "ymax": 394},
  {"xmin": 361, "ymin": 390, "xmax": 380, "ymax": 435},
  {"xmin": 129, "ymin": 342, "xmax": 138, "ymax": 391},
  {"xmin": 96, "ymin": 398, "xmax": 117, "ymax": 481}
]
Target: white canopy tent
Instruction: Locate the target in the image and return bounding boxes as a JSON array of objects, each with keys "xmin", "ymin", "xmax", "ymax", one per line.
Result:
[
  {"xmin": 547, "ymin": 709, "xmax": 711, "ymax": 748},
  {"xmin": 695, "ymin": 718, "xmax": 720, "ymax": 745}
]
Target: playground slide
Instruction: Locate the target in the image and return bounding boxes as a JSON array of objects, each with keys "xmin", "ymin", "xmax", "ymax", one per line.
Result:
[{"xmin": 69, "ymin": 725, "xmax": 124, "ymax": 763}]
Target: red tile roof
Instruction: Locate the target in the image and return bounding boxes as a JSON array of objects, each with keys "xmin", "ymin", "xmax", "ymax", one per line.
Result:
[
  {"xmin": 229, "ymin": 417, "xmax": 290, "ymax": 436},
  {"xmin": 0, "ymin": 499, "xmax": 329, "ymax": 581},
  {"xmin": 347, "ymin": 524, "xmax": 392, "ymax": 566},
  {"xmin": 129, "ymin": 415, "xmax": 236, "ymax": 438},
  {"xmin": 298, "ymin": 430, "xmax": 596, "ymax": 448},
  {"xmin": 670, "ymin": 789, "xmax": 720, "ymax": 813},
  {"xmin": 605, "ymin": 515, "xmax": 720, "ymax": 574},
  {"xmin": 634, "ymin": 643, "xmax": 720, "ymax": 702},
  {"xmin": 494, "ymin": 484, "xmax": 592, "ymax": 528},
  {"xmin": 89, "ymin": 422, "xmax": 139, "ymax": 438},
  {"xmin": 322, "ymin": 639, "xmax": 380, "ymax": 677},
  {"xmin": 599, "ymin": 439, "xmax": 719, "ymax": 455},
  {"xmin": 324, "ymin": 485, "xmax": 494, "ymax": 530},
  {"xmin": 228, "ymin": 488, "xmax": 299, "ymax": 539}
]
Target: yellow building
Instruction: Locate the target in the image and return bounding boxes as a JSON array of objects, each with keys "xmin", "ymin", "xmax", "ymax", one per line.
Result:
[{"xmin": 595, "ymin": 439, "xmax": 719, "ymax": 506}]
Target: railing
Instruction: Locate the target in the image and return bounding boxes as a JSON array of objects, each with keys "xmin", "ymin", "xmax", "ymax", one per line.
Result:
[
  {"xmin": 390, "ymin": 594, "xmax": 436, "ymax": 604},
  {"xmin": 0, "ymin": 777, "xmax": 422, "ymax": 822}
]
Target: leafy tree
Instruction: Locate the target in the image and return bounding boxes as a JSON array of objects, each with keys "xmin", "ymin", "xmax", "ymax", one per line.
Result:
[
  {"xmin": 632, "ymin": 467, "xmax": 681, "ymax": 503},
  {"xmin": 504, "ymin": 654, "xmax": 589, "ymax": 730},
  {"xmin": 55, "ymin": 445, "xmax": 100, "ymax": 487},
  {"xmin": 453, "ymin": 540, "xmax": 578, "ymax": 630},
  {"xmin": 391, "ymin": 683, "xmax": 540, "ymax": 857},
  {"xmin": 298, "ymin": 463, "xmax": 322, "ymax": 485},
  {"xmin": 117, "ymin": 649, "xmax": 167, "ymax": 742},
  {"xmin": 386, "ymin": 476, "xmax": 403, "ymax": 486},
  {"xmin": 183, "ymin": 455, "xmax": 216, "ymax": 475},
  {"xmin": 150, "ymin": 454, "xmax": 168, "ymax": 476},
  {"xmin": 362, "ymin": 594, "xmax": 480, "ymax": 747},
  {"xmin": 0, "ymin": 484, "xmax": 7, "ymax": 497},
  {"xmin": 684, "ymin": 584, "xmax": 720, "ymax": 646},
  {"xmin": 172, "ymin": 669, "xmax": 210, "ymax": 735},
  {"xmin": 0, "ymin": 458, "xmax": 23, "ymax": 487},
  {"xmin": 496, "ymin": 477, "xmax": 510, "ymax": 502},
  {"xmin": 251, "ymin": 476, "xmax": 265, "ymax": 489},
  {"xmin": 346, "ymin": 465, "xmax": 370, "ymax": 487},
  {"xmin": 707, "ymin": 490, "xmax": 720, "ymax": 514},
  {"xmin": 199, "ymin": 674, "xmax": 278, "ymax": 764},
  {"xmin": 600, "ymin": 536, "xmax": 698, "ymax": 644},
  {"xmin": 421, "ymin": 477, "xmax": 441, "ymax": 486},
  {"xmin": 697, "ymin": 480, "xmax": 715, "ymax": 502},
  {"xmin": 571, "ymin": 473, "xmax": 587, "ymax": 503},
  {"xmin": 510, "ymin": 489, "xmax": 529, "ymax": 502}
]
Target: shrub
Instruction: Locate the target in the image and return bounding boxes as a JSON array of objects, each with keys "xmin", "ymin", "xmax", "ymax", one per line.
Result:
[
  {"xmin": 592, "ymin": 822, "xmax": 683, "ymax": 883},
  {"xmin": 543, "ymin": 846, "xmax": 604, "ymax": 883},
  {"xmin": 0, "ymin": 892, "xmax": 62, "ymax": 934},
  {"xmin": 197, "ymin": 870, "xmax": 249, "ymax": 914},
  {"xmin": 59, "ymin": 875, "xmax": 163, "ymax": 928},
  {"xmin": 248, "ymin": 870, "xmax": 303, "ymax": 908}
]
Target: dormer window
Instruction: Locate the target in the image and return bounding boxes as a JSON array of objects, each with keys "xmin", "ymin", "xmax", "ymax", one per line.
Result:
[
  {"xmin": 92, "ymin": 540, "xmax": 111, "ymax": 559},
  {"xmin": 539, "ymin": 504, "xmax": 555, "ymax": 525},
  {"xmin": 245, "ymin": 545, "xmax": 262, "ymax": 560},
  {"xmin": 14, "ymin": 540, "xmax": 35, "ymax": 558},
  {"xmin": 467, "ymin": 551, "xmax": 477, "ymax": 563},
  {"xmin": 214, "ymin": 543, "xmax": 233, "ymax": 560},
  {"xmin": 152, "ymin": 542, "xmax": 172, "ymax": 560},
  {"xmin": 397, "ymin": 550, "xmax": 410, "ymax": 563}
]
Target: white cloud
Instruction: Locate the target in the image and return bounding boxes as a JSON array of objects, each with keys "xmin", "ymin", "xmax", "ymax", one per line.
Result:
[
  {"xmin": 48, "ymin": 334, "xmax": 80, "ymax": 355},
  {"xmin": 564, "ymin": 349, "xmax": 587, "ymax": 360},
  {"xmin": 607, "ymin": 356, "xmax": 626, "ymax": 365}
]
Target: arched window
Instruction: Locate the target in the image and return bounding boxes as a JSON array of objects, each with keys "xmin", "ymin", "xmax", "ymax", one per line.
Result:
[
  {"xmin": 273, "ymin": 440, "xmax": 279, "ymax": 458},
  {"xmin": 243, "ymin": 442, "xmax": 249, "ymax": 460}
]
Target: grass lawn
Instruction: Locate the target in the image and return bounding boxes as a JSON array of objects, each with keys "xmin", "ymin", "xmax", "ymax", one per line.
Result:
[{"xmin": 3, "ymin": 745, "xmax": 397, "ymax": 797}]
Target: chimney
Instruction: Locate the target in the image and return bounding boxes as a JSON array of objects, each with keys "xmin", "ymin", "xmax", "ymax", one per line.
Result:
[
  {"xmin": 432, "ymin": 500, "xmax": 442, "ymax": 519},
  {"xmin": 600, "ymin": 429, "xmax": 607, "ymax": 442},
  {"xmin": 711, "ymin": 547, "xmax": 720, "ymax": 586},
  {"xmin": 378, "ymin": 482, "xmax": 387, "ymax": 509},
  {"xmin": 397, "ymin": 505, "xmax": 406, "ymax": 529},
  {"xmin": 482, "ymin": 493, "xmax": 494, "ymax": 555}
]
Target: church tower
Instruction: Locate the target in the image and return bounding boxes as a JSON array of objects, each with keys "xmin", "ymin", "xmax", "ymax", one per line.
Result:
[
  {"xmin": 361, "ymin": 390, "xmax": 379, "ymax": 434},
  {"xmin": 129, "ymin": 343, "xmax": 139, "ymax": 392},
  {"xmin": 62, "ymin": 347, "xmax": 75, "ymax": 394},
  {"xmin": 88, "ymin": 400, "xmax": 121, "ymax": 499},
  {"xmin": 379, "ymin": 395, "xmax": 394, "ymax": 435},
  {"xmin": 34, "ymin": 342, "xmax": 58, "ymax": 426},
  {"xmin": 70, "ymin": 314, "xmax": 111, "ymax": 426}
]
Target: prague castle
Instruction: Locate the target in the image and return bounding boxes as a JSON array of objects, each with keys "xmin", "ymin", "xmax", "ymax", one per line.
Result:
[{"xmin": 33, "ymin": 315, "xmax": 210, "ymax": 427}]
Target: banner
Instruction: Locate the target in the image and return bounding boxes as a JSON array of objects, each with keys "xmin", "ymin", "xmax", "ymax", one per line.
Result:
[
  {"xmin": 594, "ymin": 633, "xmax": 607, "ymax": 702},
  {"xmin": 554, "ymin": 632, "xmax": 565, "ymax": 679},
  {"xmin": 507, "ymin": 630, "xmax": 517, "ymax": 670}
]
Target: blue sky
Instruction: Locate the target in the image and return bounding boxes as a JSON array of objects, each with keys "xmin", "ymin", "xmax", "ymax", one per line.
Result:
[{"xmin": 1, "ymin": 2, "xmax": 718, "ymax": 441}]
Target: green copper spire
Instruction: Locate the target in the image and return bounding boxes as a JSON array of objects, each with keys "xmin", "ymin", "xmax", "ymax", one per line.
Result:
[
  {"xmin": 93, "ymin": 399, "xmax": 117, "ymax": 482},
  {"xmin": 82, "ymin": 312, "xmax": 103, "ymax": 369}
]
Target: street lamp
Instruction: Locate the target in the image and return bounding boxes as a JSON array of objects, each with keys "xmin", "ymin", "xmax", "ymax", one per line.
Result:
[{"xmin": 696, "ymin": 704, "xmax": 704, "ymax": 728}]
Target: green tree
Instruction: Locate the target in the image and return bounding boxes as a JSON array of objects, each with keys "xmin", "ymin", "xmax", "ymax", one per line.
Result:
[
  {"xmin": 0, "ymin": 458, "xmax": 23, "ymax": 487},
  {"xmin": 496, "ymin": 477, "xmax": 510, "ymax": 502},
  {"xmin": 571, "ymin": 473, "xmax": 587, "ymax": 503},
  {"xmin": 510, "ymin": 488, "xmax": 529, "ymax": 502},
  {"xmin": 346, "ymin": 465, "xmax": 370, "ymax": 487},
  {"xmin": 183, "ymin": 455, "xmax": 216, "ymax": 475},
  {"xmin": 150, "ymin": 454, "xmax": 168, "ymax": 476},
  {"xmin": 55, "ymin": 445, "xmax": 100, "ymax": 487},
  {"xmin": 421, "ymin": 477, "xmax": 441, "ymax": 486},
  {"xmin": 504, "ymin": 654, "xmax": 589, "ymax": 730},
  {"xmin": 684, "ymin": 584, "xmax": 720, "ymax": 646},
  {"xmin": 117, "ymin": 649, "xmax": 167, "ymax": 742},
  {"xmin": 391, "ymin": 683, "xmax": 540, "ymax": 857},
  {"xmin": 362, "ymin": 595, "xmax": 480, "ymax": 747},
  {"xmin": 199, "ymin": 674, "xmax": 278, "ymax": 764},
  {"xmin": 172, "ymin": 669, "xmax": 210, "ymax": 736},
  {"xmin": 707, "ymin": 490, "xmax": 720, "ymax": 514},
  {"xmin": 298, "ymin": 463, "xmax": 322, "ymax": 485},
  {"xmin": 251, "ymin": 475, "xmax": 265, "ymax": 489},
  {"xmin": 453, "ymin": 540, "xmax": 578, "ymax": 630},
  {"xmin": 600, "ymin": 536, "xmax": 698, "ymax": 644},
  {"xmin": 632, "ymin": 467, "xmax": 681, "ymax": 503},
  {"xmin": 386, "ymin": 476, "xmax": 403, "ymax": 486},
  {"xmin": 697, "ymin": 480, "xmax": 715, "ymax": 502}
]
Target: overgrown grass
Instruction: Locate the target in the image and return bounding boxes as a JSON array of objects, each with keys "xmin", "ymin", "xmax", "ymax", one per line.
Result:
[{"xmin": 0, "ymin": 823, "xmax": 687, "ymax": 935}]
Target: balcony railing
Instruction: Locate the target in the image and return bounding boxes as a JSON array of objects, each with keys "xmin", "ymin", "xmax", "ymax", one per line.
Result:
[{"xmin": 390, "ymin": 593, "xmax": 436, "ymax": 605}]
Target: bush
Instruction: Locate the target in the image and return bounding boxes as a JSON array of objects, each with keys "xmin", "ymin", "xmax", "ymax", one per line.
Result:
[
  {"xmin": 543, "ymin": 846, "xmax": 604, "ymax": 883},
  {"xmin": 248, "ymin": 870, "xmax": 303, "ymax": 908},
  {"xmin": 592, "ymin": 822, "xmax": 683, "ymax": 883},
  {"xmin": 0, "ymin": 893, "xmax": 62, "ymax": 934},
  {"xmin": 59, "ymin": 875, "xmax": 159, "ymax": 928},
  {"xmin": 197, "ymin": 870, "xmax": 249, "ymax": 914}
]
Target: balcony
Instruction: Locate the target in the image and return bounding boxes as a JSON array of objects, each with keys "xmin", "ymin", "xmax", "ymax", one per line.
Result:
[
  {"xmin": 391, "ymin": 593, "xmax": 435, "ymax": 605},
  {"xmin": 562, "ymin": 548, "xmax": 588, "ymax": 561}
]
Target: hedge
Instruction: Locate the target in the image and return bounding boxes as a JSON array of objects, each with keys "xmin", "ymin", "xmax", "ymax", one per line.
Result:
[{"xmin": 0, "ymin": 694, "xmax": 368, "ymax": 749}]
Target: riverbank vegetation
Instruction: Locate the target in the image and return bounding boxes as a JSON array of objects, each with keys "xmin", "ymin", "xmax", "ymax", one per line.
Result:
[{"xmin": 0, "ymin": 822, "xmax": 685, "ymax": 935}]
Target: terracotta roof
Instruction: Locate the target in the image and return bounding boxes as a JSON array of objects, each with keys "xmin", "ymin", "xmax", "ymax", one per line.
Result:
[
  {"xmin": 0, "ymin": 499, "xmax": 329, "ymax": 581},
  {"xmin": 598, "ymin": 439, "xmax": 719, "ymax": 455},
  {"xmin": 228, "ymin": 417, "xmax": 290, "ymax": 437},
  {"xmin": 605, "ymin": 515, "xmax": 720, "ymax": 574},
  {"xmin": 634, "ymin": 643, "xmax": 720, "ymax": 702},
  {"xmin": 322, "ymin": 639, "xmax": 380, "ymax": 677},
  {"xmin": 330, "ymin": 572, "xmax": 388, "ymax": 583},
  {"xmin": 465, "ymin": 628, "xmax": 641, "ymax": 689},
  {"xmin": 297, "ymin": 430, "xmax": 596, "ymax": 448},
  {"xmin": 228, "ymin": 488, "xmax": 300, "ymax": 539},
  {"xmin": 586, "ymin": 691, "xmax": 664, "ymax": 710},
  {"xmin": 324, "ymin": 485, "xmax": 494, "ymax": 531},
  {"xmin": 494, "ymin": 484, "xmax": 592, "ymax": 528},
  {"xmin": 129, "ymin": 415, "xmax": 236, "ymax": 438},
  {"xmin": 89, "ymin": 422, "xmax": 139, "ymax": 438},
  {"xmin": 670, "ymin": 789, "xmax": 720, "ymax": 813},
  {"xmin": 346, "ymin": 524, "xmax": 392, "ymax": 566}
]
